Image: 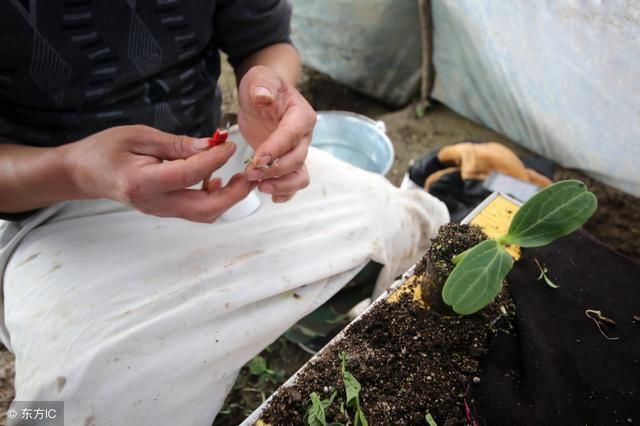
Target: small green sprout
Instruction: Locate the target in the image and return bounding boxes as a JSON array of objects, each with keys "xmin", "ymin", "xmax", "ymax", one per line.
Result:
[
  {"xmin": 340, "ymin": 352, "xmax": 368, "ymax": 426},
  {"xmin": 247, "ymin": 355, "xmax": 283, "ymax": 385},
  {"xmin": 425, "ymin": 412, "xmax": 438, "ymax": 426},
  {"xmin": 248, "ymin": 356, "xmax": 274, "ymax": 376},
  {"xmin": 303, "ymin": 353, "xmax": 368, "ymax": 426},
  {"xmin": 304, "ymin": 391, "xmax": 338, "ymax": 426},
  {"xmin": 442, "ymin": 180, "xmax": 597, "ymax": 315}
]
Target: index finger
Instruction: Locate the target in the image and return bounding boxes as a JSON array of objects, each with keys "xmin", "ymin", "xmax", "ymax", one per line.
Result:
[
  {"xmin": 152, "ymin": 173, "xmax": 254, "ymax": 223},
  {"xmin": 140, "ymin": 142, "xmax": 236, "ymax": 194}
]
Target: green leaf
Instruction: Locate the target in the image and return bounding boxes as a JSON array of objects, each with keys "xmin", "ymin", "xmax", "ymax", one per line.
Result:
[
  {"xmin": 425, "ymin": 413, "xmax": 438, "ymax": 426},
  {"xmin": 339, "ymin": 352, "xmax": 368, "ymax": 426},
  {"xmin": 304, "ymin": 392, "xmax": 329, "ymax": 426},
  {"xmin": 442, "ymin": 239, "xmax": 514, "ymax": 314},
  {"xmin": 323, "ymin": 391, "xmax": 338, "ymax": 410},
  {"xmin": 340, "ymin": 353, "xmax": 361, "ymax": 407},
  {"xmin": 248, "ymin": 356, "xmax": 271, "ymax": 376},
  {"xmin": 501, "ymin": 180, "xmax": 597, "ymax": 248},
  {"xmin": 354, "ymin": 407, "xmax": 368, "ymax": 426}
]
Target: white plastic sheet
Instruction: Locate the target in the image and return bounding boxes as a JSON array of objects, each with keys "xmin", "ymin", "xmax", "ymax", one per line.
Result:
[
  {"xmin": 431, "ymin": 0, "xmax": 640, "ymax": 196},
  {"xmin": 0, "ymin": 131, "xmax": 448, "ymax": 425},
  {"xmin": 290, "ymin": 0, "xmax": 422, "ymax": 107}
]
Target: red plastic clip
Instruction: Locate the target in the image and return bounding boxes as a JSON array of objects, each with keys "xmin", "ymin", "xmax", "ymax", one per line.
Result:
[{"xmin": 208, "ymin": 128, "xmax": 229, "ymax": 148}]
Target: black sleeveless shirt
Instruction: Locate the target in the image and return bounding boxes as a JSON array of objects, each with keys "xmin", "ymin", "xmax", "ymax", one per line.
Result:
[{"xmin": 0, "ymin": 0, "xmax": 291, "ymax": 147}]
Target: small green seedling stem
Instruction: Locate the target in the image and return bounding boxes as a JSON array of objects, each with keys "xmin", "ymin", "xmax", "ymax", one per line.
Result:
[
  {"xmin": 442, "ymin": 180, "xmax": 597, "ymax": 315},
  {"xmin": 533, "ymin": 258, "xmax": 559, "ymax": 289}
]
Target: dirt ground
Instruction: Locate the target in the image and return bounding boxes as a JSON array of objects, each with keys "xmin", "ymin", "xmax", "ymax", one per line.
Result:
[{"xmin": 1, "ymin": 61, "xmax": 639, "ymax": 425}]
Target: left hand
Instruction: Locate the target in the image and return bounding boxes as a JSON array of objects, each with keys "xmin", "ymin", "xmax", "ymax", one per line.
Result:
[{"xmin": 237, "ymin": 65, "xmax": 316, "ymax": 203}]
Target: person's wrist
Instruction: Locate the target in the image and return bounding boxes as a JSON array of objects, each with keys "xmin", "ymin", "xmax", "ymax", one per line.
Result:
[{"xmin": 56, "ymin": 142, "xmax": 94, "ymax": 201}]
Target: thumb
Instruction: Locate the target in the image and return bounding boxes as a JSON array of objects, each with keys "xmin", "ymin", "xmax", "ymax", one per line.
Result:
[
  {"xmin": 251, "ymin": 85, "xmax": 275, "ymax": 107},
  {"xmin": 239, "ymin": 65, "xmax": 282, "ymax": 109},
  {"xmin": 131, "ymin": 126, "xmax": 213, "ymax": 160}
]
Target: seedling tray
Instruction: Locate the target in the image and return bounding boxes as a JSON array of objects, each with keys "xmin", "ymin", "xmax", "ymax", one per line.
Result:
[{"xmin": 241, "ymin": 193, "xmax": 521, "ymax": 425}]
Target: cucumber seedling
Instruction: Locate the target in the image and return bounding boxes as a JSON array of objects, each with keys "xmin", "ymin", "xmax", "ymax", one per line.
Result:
[{"xmin": 442, "ymin": 180, "xmax": 597, "ymax": 315}]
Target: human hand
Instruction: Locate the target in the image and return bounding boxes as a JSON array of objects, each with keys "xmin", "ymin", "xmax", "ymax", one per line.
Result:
[
  {"xmin": 63, "ymin": 125, "xmax": 253, "ymax": 223},
  {"xmin": 237, "ymin": 65, "xmax": 316, "ymax": 203}
]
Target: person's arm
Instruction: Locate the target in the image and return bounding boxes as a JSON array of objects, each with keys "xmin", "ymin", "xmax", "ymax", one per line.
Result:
[
  {"xmin": 234, "ymin": 42, "xmax": 300, "ymax": 87},
  {"xmin": 0, "ymin": 126, "xmax": 253, "ymax": 222},
  {"xmin": 0, "ymin": 143, "xmax": 82, "ymax": 213}
]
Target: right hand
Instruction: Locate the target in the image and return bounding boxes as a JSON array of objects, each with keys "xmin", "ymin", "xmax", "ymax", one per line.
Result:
[{"xmin": 63, "ymin": 125, "xmax": 253, "ymax": 223}]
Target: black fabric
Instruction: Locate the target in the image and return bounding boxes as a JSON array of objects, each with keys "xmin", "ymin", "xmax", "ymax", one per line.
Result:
[
  {"xmin": 0, "ymin": 210, "xmax": 38, "ymax": 222},
  {"xmin": 428, "ymin": 173, "xmax": 487, "ymax": 223},
  {"xmin": 471, "ymin": 231, "xmax": 640, "ymax": 424},
  {"xmin": 0, "ymin": 0, "xmax": 291, "ymax": 147},
  {"xmin": 407, "ymin": 145, "xmax": 555, "ymax": 222}
]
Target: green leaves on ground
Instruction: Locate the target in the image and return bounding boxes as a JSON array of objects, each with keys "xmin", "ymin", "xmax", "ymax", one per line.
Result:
[
  {"xmin": 442, "ymin": 180, "xmax": 596, "ymax": 315},
  {"xmin": 499, "ymin": 180, "xmax": 597, "ymax": 247},
  {"xmin": 442, "ymin": 239, "xmax": 514, "ymax": 314},
  {"xmin": 248, "ymin": 356, "xmax": 274, "ymax": 376},
  {"xmin": 247, "ymin": 355, "xmax": 284, "ymax": 386}
]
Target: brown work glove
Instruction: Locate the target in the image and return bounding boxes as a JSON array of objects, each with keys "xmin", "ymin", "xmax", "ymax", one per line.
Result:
[{"xmin": 424, "ymin": 142, "xmax": 552, "ymax": 190}]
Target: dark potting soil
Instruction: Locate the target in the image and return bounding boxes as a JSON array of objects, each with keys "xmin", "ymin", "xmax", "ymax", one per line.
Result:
[{"xmin": 260, "ymin": 224, "xmax": 515, "ymax": 425}]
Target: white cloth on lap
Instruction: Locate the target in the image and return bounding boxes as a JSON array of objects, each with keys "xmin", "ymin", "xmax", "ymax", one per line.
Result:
[{"xmin": 0, "ymin": 145, "xmax": 448, "ymax": 426}]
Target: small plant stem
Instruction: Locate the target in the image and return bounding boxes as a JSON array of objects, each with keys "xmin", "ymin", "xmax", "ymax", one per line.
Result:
[
  {"xmin": 495, "ymin": 234, "xmax": 510, "ymax": 246},
  {"xmin": 585, "ymin": 309, "xmax": 617, "ymax": 327},
  {"xmin": 452, "ymin": 235, "xmax": 510, "ymax": 264},
  {"xmin": 451, "ymin": 248, "xmax": 471, "ymax": 265},
  {"xmin": 533, "ymin": 258, "xmax": 560, "ymax": 288},
  {"xmin": 585, "ymin": 309, "xmax": 619, "ymax": 341}
]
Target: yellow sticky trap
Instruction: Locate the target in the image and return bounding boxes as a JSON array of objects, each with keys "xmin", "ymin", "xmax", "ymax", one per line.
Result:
[
  {"xmin": 256, "ymin": 420, "xmax": 270, "ymax": 426},
  {"xmin": 468, "ymin": 194, "xmax": 521, "ymax": 260}
]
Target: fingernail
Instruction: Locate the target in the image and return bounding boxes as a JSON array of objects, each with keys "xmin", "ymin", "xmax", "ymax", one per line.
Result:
[
  {"xmin": 226, "ymin": 142, "xmax": 236, "ymax": 152},
  {"xmin": 246, "ymin": 169, "xmax": 263, "ymax": 181},
  {"xmin": 273, "ymin": 195, "xmax": 288, "ymax": 203},
  {"xmin": 252, "ymin": 86, "xmax": 274, "ymax": 106},
  {"xmin": 260, "ymin": 183, "xmax": 275, "ymax": 194},
  {"xmin": 256, "ymin": 155, "xmax": 272, "ymax": 167},
  {"xmin": 193, "ymin": 138, "xmax": 210, "ymax": 150}
]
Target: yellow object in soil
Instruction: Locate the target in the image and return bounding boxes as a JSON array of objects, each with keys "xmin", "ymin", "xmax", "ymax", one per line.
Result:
[
  {"xmin": 386, "ymin": 275, "xmax": 424, "ymax": 305},
  {"xmin": 469, "ymin": 194, "xmax": 521, "ymax": 260}
]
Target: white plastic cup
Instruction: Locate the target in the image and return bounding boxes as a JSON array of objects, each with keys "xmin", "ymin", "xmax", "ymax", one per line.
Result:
[
  {"xmin": 221, "ymin": 190, "xmax": 261, "ymax": 222},
  {"xmin": 214, "ymin": 125, "xmax": 262, "ymax": 221}
]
